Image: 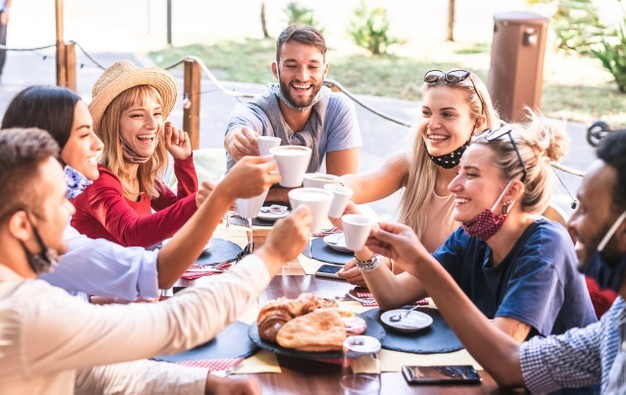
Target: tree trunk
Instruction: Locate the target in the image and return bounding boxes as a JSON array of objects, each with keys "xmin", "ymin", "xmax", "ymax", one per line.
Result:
[
  {"xmin": 446, "ymin": 0, "xmax": 455, "ymax": 42},
  {"xmin": 261, "ymin": 0, "xmax": 270, "ymax": 39}
]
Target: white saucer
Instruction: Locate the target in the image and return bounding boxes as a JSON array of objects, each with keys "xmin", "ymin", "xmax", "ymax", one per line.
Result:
[
  {"xmin": 380, "ymin": 309, "xmax": 433, "ymax": 332},
  {"xmin": 257, "ymin": 205, "xmax": 290, "ymax": 221},
  {"xmin": 323, "ymin": 233, "xmax": 351, "ymax": 253}
]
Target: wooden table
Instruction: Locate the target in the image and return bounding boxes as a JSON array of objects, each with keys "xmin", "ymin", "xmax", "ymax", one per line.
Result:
[{"xmin": 239, "ymin": 274, "xmax": 506, "ymax": 395}]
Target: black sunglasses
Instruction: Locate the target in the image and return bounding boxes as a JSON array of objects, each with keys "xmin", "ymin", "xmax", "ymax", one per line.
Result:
[
  {"xmin": 423, "ymin": 69, "xmax": 485, "ymax": 116},
  {"xmin": 485, "ymin": 126, "xmax": 528, "ymax": 182}
]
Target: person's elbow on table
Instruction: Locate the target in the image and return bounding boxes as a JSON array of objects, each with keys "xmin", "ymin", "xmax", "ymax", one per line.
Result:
[
  {"xmin": 255, "ymin": 206, "xmax": 311, "ymax": 276},
  {"xmin": 205, "ymin": 373, "xmax": 261, "ymax": 395}
]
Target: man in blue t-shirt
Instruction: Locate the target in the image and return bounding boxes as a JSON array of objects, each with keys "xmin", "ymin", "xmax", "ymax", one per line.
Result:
[{"xmin": 223, "ymin": 24, "xmax": 362, "ymax": 203}]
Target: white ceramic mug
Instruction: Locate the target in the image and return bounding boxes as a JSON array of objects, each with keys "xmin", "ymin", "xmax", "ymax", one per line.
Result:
[
  {"xmin": 341, "ymin": 214, "xmax": 374, "ymax": 251},
  {"xmin": 236, "ymin": 189, "xmax": 269, "ymax": 219},
  {"xmin": 303, "ymin": 173, "xmax": 340, "ymax": 189},
  {"xmin": 324, "ymin": 184, "xmax": 354, "ymax": 218},
  {"xmin": 258, "ymin": 136, "xmax": 282, "ymax": 156},
  {"xmin": 288, "ymin": 187, "xmax": 333, "ymax": 233},
  {"xmin": 269, "ymin": 146, "xmax": 312, "ymax": 188}
]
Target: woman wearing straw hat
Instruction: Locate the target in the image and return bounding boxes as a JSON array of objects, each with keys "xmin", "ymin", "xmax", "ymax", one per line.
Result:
[{"xmin": 72, "ymin": 60, "xmax": 199, "ymax": 248}]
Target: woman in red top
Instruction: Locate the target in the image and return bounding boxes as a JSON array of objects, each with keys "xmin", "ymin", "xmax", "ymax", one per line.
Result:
[{"xmin": 72, "ymin": 60, "xmax": 198, "ymax": 247}]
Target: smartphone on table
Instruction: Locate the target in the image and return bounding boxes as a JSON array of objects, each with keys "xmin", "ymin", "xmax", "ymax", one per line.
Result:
[
  {"xmin": 315, "ymin": 264, "xmax": 344, "ymax": 279},
  {"xmin": 401, "ymin": 365, "xmax": 482, "ymax": 385}
]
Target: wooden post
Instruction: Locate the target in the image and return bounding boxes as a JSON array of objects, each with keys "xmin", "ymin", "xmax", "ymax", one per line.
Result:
[
  {"xmin": 55, "ymin": 0, "xmax": 66, "ymax": 87},
  {"xmin": 183, "ymin": 59, "xmax": 201, "ymax": 150},
  {"xmin": 65, "ymin": 42, "xmax": 77, "ymax": 91}
]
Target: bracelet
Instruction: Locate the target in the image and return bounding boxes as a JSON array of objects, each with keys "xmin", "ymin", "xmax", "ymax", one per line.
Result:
[{"xmin": 355, "ymin": 254, "xmax": 381, "ymax": 272}]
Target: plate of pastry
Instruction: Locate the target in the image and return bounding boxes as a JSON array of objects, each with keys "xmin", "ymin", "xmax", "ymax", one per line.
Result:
[{"xmin": 248, "ymin": 293, "xmax": 384, "ymax": 360}]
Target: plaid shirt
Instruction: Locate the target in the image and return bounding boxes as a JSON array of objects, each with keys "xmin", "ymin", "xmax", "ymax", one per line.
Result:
[{"xmin": 519, "ymin": 297, "xmax": 625, "ymax": 394}]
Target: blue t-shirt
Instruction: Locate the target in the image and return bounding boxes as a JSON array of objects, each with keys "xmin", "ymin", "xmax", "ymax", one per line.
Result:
[
  {"xmin": 225, "ymin": 87, "xmax": 362, "ymax": 171},
  {"xmin": 432, "ymin": 218, "xmax": 596, "ymax": 336}
]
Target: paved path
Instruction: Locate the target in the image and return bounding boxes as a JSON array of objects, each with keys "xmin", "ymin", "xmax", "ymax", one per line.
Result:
[{"xmin": 0, "ymin": 49, "xmax": 595, "ymax": 219}]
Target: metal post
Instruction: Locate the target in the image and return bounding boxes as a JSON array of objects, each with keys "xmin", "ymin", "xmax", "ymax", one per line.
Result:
[
  {"xmin": 55, "ymin": 0, "xmax": 66, "ymax": 87},
  {"xmin": 166, "ymin": 0, "xmax": 172, "ymax": 46},
  {"xmin": 183, "ymin": 59, "xmax": 201, "ymax": 150}
]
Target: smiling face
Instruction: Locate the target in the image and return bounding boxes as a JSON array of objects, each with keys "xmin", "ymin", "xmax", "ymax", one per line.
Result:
[
  {"xmin": 273, "ymin": 41, "xmax": 328, "ymax": 108},
  {"xmin": 60, "ymin": 101, "xmax": 103, "ymax": 181},
  {"xmin": 568, "ymin": 159, "xmax": 624, "ymax": 268},
  {"xmin": 418, "ymin": 86, "xmax": 477, "ymax": 157},
  {"xmin": 447, "ymin": 144, "xmax": 508, "ymax": 223},
  {"xmin": 119, "ymin": 94, "xmax": 163, "ymax": 157}
]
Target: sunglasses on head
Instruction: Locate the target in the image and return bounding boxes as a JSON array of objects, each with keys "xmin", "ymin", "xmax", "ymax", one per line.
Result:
[
  {"xmin": 485, "ymin": 126, "xmax": 528, "ymax": 182},
  {"xmin": 423, "ymin": 69, "xmax": 485, "ymax": 116}
]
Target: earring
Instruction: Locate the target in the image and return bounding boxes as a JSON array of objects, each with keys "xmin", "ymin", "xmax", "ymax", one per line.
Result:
[{"xmin": 502, "ymin": 200, "xmax": 512, "ymax": 215}]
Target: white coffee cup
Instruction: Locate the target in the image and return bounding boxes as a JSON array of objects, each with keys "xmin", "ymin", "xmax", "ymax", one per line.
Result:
[
  {"xmin": 236, "ymin": 189, "xmax": 269, "ymax": 219},
  {"xmin": 269, "ymin": 146, "xmax": 312, "ymax": 188},
  {"xmin": 341, "ymin": 214, "xmax": 374, "ymax": 251},
  {"xmin": 288, "ymin": 187, "xmax": 333, "ymax": 233},
  {"xmin": 258, "ymin": 136, "xmax": 282, "ymax": 156},
  {"xmin": 302, "ymin": 173, "xmax": 340, "ymax": 189},
  {"xmin": 324, "ymin": 184, "xmax": 354, "ymax": 218}
]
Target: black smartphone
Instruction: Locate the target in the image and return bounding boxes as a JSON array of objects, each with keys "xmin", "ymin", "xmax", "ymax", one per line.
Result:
[
  {"xmin": 315, "ymin": 264, "xmax": 343, "ymax": 279},
  {"xmin": 401, "ymin": 365, "xmax": 482, "ymax": 385}
]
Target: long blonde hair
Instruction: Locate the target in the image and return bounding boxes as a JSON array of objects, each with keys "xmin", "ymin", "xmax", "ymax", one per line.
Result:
[
  {"xmin": 399, "ymin": 71, "xmax": 499, "ymax": 238},
  {"xmin": 97, "ymin": 85, "xmax": 168, "ymax": 199}
]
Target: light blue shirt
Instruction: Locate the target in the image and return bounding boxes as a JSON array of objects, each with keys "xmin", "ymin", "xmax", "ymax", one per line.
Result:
[{"xmin": 39, "ymin": 226, "xmax": 160, "ymax": 300}]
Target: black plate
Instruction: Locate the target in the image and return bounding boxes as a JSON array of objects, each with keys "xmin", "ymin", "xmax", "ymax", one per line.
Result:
[{"xmin": 248, "ymin": 312, "xmax": 385, "ymax": 361}]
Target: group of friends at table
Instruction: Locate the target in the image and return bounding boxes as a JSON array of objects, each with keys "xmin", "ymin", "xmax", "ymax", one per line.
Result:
[{"xmin": 0, "ymin": 23, "xmax": 624, "ymax": 395}]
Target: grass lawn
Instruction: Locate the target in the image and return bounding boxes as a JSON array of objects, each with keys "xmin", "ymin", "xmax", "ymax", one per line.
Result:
[{"xmin": 150, "ymin": 37, "xmax": 626, "ymax": 126}]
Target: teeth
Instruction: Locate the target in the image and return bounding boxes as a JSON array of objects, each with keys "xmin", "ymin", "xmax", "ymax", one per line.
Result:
[
  {"xmin": 292, "ymin": 84, "xmax": 311, "ymax": 89},
  {"xmin": 455, "ymin": 198, "xmax": 470, "ymax": 204},
  {"xmin": 137, "ymin": 134, "xmax": 154, "ymax": 139},
  {"xmin": 429, "ymin": 135, "xmax": 449, "ymax": 141},
  {"xmin": 87, "ymin": 157, "xmax": 97, "ymax": 165}
]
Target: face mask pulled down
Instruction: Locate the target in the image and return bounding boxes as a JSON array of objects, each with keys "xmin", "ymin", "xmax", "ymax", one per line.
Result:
[
  {"xmin": 581, "ymin": 211, "xmax": 626, "ymax": 293},
  {"xmin": 19, "ymin": 218, "xmax": 60, "ymax": 275},
  {"xmin": 462, "ymin": 182, "xmax": 514, "ymax": 241}
]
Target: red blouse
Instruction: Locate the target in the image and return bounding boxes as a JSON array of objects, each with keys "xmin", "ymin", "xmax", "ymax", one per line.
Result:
[{"xmin": 71, "ymin": 155, "xmax": 198, "ymax": 248}]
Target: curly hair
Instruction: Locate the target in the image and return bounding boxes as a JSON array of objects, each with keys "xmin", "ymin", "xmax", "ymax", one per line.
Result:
[{"xmin": 597, "ymin": 130, "xmax": 626, "ymax": 211}]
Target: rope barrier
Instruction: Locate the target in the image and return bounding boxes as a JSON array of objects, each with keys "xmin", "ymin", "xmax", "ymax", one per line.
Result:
[
  {"xmin": 0, "ymin": 43, "xmax": 56, "ymax": 51},
  {"xmin": 551, "ymin": 162, "xmax": 585, "ymax": 178},
  {"xmin": 68, "ymin": 40, "xmax": 106, "ymax": 70}
]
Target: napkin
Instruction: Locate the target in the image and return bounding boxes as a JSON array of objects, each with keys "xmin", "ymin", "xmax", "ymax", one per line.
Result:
[
  {"xmin": 181, "ymin": 263, "xmax": 232, "ymax": 280},
  {"xmin": 176, "ymin": 357, "xmax": 243, "ymax": 372}
]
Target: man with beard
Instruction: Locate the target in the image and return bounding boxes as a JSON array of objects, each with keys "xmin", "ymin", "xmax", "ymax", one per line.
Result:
[
  {"xmin": 364, "ymin": 131, "xmax": 626, "ymax": 393},
  {"xmin": 224, "ymin": 24, "xmax": 362, "ymax": 202}
]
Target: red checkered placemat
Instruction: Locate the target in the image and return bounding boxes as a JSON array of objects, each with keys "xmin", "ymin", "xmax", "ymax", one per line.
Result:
[
  {"xmin": 175, "ymin": 357, "xmax": 243, "ymax": 371},
  {"xmin": 181, "ymin": 263, "xmax": 232, "ymax": 280},
  {"xmin": 351, "ymin": 289, "xmax": 429, "ymax": 307}
]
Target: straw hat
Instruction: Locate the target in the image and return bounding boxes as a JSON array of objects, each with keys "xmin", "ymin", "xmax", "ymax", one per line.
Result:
[{"xmin": 88, "ymin": 60, "xmax": 178, "ymax": 128}]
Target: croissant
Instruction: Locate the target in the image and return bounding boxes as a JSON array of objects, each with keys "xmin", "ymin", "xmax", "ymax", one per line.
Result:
[{"xmin": 257, "ymin": 299, "xmax": 294, "ymax": 342}]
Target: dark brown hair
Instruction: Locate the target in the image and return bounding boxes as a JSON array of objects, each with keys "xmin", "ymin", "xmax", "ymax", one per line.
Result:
[
  {"xmin": 276, "ymin": 24, "xmax": 326, "ymax": 64},
  {"xmin": 0, "ymin": 128, "xmax": 60, "ymax": 222}
]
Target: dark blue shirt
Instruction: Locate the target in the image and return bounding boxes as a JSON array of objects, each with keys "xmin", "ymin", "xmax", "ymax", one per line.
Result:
[{"xmin": 432, "ymin": 218, "xmax": 596, "ymax": 336}]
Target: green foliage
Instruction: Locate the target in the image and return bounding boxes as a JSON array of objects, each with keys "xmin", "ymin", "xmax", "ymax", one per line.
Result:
[
  {"xmin": 347, "ymin": 0, "xmax": 400, "ymax": 56},
  {"xmin": 551, "ymin": 0, "xmax": 605, "ymax": 54},
  {"xmin": 590, "ymin": 20, "xmax": 626, "ymax": 93},
  {"xmin": 283, "ymin": 2, "xmax": 323, "ymax": 32}
]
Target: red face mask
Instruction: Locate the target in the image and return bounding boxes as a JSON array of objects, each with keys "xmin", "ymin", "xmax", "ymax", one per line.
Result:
[
  {"xmin": 462, "ymin": 182, "xmax": 514, "ymax": 241},
  {"xmin": 462, "ymin": 209, "xmax": 508, "ymax": 241}
]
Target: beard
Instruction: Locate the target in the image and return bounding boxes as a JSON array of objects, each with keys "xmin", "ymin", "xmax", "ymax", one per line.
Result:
[{"xmin": 279, "ymin": 78, "xmax": 323, "ymax": 108}]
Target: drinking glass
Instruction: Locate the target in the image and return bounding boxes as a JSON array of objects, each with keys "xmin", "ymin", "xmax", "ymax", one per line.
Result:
[{"xmin": 340, "ymin": 335, "xmax": 381, "ymax": 395}]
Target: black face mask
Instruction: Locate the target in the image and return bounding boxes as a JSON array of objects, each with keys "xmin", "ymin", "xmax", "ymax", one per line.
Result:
[
  {"xmin": 19, "ymin": 218, "xmax": 60, "ymax": 275},
  {"xmin": 425, "ymin": 139, "xmax": 470, "ymax": 169}
]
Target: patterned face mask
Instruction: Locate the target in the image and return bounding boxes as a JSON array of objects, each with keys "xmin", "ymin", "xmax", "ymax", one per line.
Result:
[
  {"xmin": 462, "ymin": 182, "xmax": 514, "ymax": 241},
  {"xmin": 64, "ymin": 165, "xmax": 92, "ymax": 199},
  {"xmin": 426, "ymin": 139, "xmax": 470, "ymax": 169}
]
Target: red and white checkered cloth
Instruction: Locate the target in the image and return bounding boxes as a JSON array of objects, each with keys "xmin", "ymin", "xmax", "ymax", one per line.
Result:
[
  {"xmin": 175, "ymin": 357, "xmax": 243, "ymax": 371},
  {"xmin": 181, "ymin": 263, "xmax": 232, "ymax": 280},
  {"xmin": 353, "ymin": 290, "xmax": 429, "ymax": 307}
]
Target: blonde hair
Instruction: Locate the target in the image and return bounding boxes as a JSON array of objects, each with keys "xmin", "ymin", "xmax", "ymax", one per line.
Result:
[
  {"xmin": 399, "ymin": 71, "xmax": 499, "ymax": 238},
  {"xmin": 472, "ymin": 112, "xmax": 568, "ymax": 214},
  {"xmin": 96, "ymin": 85, "xmax": 168, "ymax": 199}
]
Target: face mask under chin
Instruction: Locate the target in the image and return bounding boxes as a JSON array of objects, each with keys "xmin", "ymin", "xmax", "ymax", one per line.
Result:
[
  {"xmin": 581, "ymin": 211, "xmax": 626, "ymax": 292},
  {"xmin": 19, "ymin": 218, "xmax": 60, "ymax": 275},
  {"xmin": 426, "ymin": 139, "xmax": 470, "ymax": 169},
  {"xmin": 462, "ymin": 182, "xmax": 514, "ymax": 242}
]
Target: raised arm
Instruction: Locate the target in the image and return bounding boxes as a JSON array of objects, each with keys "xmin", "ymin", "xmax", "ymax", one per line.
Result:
[
  {"xmin": 341, "ymin": 152, "xmax": 409, "ymax": 204},
  {"xmin": 366, "ymin": 222, "xmax": 525, "ymax": 388}
]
